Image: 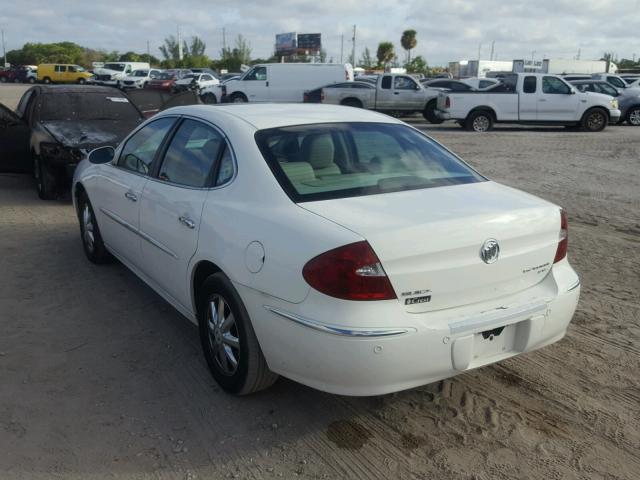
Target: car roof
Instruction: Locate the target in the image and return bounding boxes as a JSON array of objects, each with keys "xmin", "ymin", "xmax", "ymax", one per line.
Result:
[
  {"xmin": 162, "ymin": 104, "xmax": 403, "ymax": 130},
  {"xmin": 34, "ymin": 85, "xmax": 125, "ymax": 94},
  {"xmin": 569, "ymin": 79, "xmax": 607, "ymax": 84}
]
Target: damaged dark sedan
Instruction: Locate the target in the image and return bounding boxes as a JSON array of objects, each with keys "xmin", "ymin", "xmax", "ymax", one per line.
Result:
[{"xmin": 0, "ymin": 85, "xmax": 144, "ymax": 199}]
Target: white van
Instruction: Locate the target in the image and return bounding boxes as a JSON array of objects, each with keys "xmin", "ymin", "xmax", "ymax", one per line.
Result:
[
  {"xmin": 93, "ymin": 62, "xmax": 152, "ymax": 88},
  {"xmin": 202, "ymin": 63, "xmax": 354, "ymax": 103}
]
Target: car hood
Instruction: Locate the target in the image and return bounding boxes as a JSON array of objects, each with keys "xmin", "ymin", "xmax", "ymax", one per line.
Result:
[
  {"xmin": 40, "ymin": 119, "xmax": 141, "ymax": 150},
  {"xmin": 124, "ymin": 76, "xmax": 145, "ymax": 82}
]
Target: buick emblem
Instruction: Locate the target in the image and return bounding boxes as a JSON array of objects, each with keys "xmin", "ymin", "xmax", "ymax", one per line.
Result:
[{"xmin": 480, "ymin": 239, "xmax": 500, "ymax": 264}]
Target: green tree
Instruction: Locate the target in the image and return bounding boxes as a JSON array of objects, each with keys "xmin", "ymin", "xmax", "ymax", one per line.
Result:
[
  {"xmin": 400, "ymin": 29, "xmax": 417, "ymax": 63},
  {"xmin": 376, "ymin": 42, "xmax": 395, "ymax": 68},
  {"xmin": 405, "ymin": 55, "xmax": 428, "ymax": 74},
  {"xmin": 217, "ymin": 34, "xmax": 252, "ymax": 71},
  {"xmin": 360, "ymin": 47, "xmax": 374, "ymax": 69}
]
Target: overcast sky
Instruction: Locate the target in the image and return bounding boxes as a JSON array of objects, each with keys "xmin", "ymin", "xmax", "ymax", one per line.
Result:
[{"xmin": 2, "ymin": 0, "xmax": 639, "ymax": 66}]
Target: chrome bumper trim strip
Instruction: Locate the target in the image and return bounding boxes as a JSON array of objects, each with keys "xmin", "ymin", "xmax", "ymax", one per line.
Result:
[{"xmin": 264, "ymin": 306, "xmax": 414, "ymax": 338}]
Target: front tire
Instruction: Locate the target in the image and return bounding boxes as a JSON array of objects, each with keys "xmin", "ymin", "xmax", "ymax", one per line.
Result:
[
  {"xmin": 466, "ymin": 110, "xmax": 494, "ymax": 132},
  {"xmin": 626, "ymin": 106, "xmax": 640, "ymax": 126},
  {"xmin": 78, "ymin": 192, "xmax": 112, "ymax": 264},
  {"xmin": 77, "ymin": 77, "xmax": 86, "ymax": 85},
  {"xmin": 43, "ymin": 77, "xmax": 51, "ymax": 84},
  {"xmin": 202, "ymin": 92, "xmax": 217, "ymax": 104},
  {"xmin": 230, "ymin": 93, "xmax": 248, "ymax": 103},
  {"xmin": 34, "ymin": 156, "xmax": 57, "ymax": 200},
  {"xmin": 198, "ymin": 273, "xmax": 278, "ymax": 395},
  {"xmin": 581, "ymin": 108, "xmax": 607, "ymax": 132}
]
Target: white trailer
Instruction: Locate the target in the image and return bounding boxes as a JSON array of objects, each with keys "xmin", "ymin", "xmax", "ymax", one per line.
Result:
[{"xmin": 542, "ymin": 59, "xmax": 617, "ymax": 75}]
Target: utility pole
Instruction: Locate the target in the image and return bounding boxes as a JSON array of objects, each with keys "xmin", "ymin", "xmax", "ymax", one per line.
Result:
[
  {"xmin": 1, "ymin": 29, "xmax": 6, "ymax": 68},
  {"xmin": 531, "ymin": 50, "xmax": 536, "ymax": 63},
  {"xmin": 146, "ymin": 40, "xmax": 150, "ymax": 61},
  {"xmin": 477, "ymin": 43, "xmax": 482, "ymax": 61},
  {"xmin": 177, "ymin": 25, "xmax": 183, "ymax": 61},
  {"xmin": 351, "ymin": 24, "xmax": 356, "ymax": 66},
  {"xmin": 340, "ymin": 34, "xmax": 344, "ymax": 63},
  {"xmin": 489, "ymin": 41, "xmax": 495, "ymax": 61},
  {"xmin": 222, "ymin": 27, "xmax": 226, "ymax": 52}
]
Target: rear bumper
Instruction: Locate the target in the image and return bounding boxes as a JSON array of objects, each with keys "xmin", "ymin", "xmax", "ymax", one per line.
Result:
[{"xmin": 239, "ymin": 260, "xmax": 580, "ymax": 396}]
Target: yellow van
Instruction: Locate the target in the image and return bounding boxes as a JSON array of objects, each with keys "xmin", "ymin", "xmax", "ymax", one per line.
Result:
[{"xmin": 37, "ymin": 64, "xmax": 93, "ymax": 84}]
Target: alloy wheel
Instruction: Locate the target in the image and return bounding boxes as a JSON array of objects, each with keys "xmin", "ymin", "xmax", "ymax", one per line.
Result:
[
  {"xmin": 207, "ymin": 294, "xmax": 240, "ymax": 375},
  {"xmin": 628, "ymin": 109, "xmax": 640, "ymax": 126},
  {"xmin": 82, "ymin": 204, "xmax": 95, "ymax": 253},
  {"xmin": 473, "ymin": 115, "xmax": 490, "ymax": 132},
  {"xmin": 587, "ymin": 112, "xmax": 605, "ymax": 131}
]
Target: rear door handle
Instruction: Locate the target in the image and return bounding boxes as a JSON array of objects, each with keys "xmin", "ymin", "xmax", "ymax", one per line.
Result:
[
  {"xmin": 179, "ymin": 216, "xmax": 195, "ymax": 229},
  {"xmin": 124, "ymin": 191, "xmax": 138, "ymax": 202}
]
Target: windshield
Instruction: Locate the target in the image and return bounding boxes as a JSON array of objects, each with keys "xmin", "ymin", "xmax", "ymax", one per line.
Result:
[
  {"xmin": 255, "ymin": 122, "xmax": 485, "ymax": 202},
  {"xmin": 598, "ymin": 83, "xmax": 618, "ymax": 96},
  {"xmin": 104, "ymin": 63, "xmax": 126, "ymax": 72},
  {"xmin": 39, "ymin": 93, "xmax": 141, "ymax": 121},
  {"xmin": 132, "ymin": 70, "xmax": 148, "ymax": 77},
  {"xmin": 156, "ymin": 72, "xmax": 173, "ymax": 80},
  {"xmin": 181, "ymin": 74, "xmax": 195, "ymax": 80}
]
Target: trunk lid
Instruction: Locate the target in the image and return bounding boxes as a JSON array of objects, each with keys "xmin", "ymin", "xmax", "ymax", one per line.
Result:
[{"xmin": 301, "ymin": 181, "xmax": 560, "ymax": 312}]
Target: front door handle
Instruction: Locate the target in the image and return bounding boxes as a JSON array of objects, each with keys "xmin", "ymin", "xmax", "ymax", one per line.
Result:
[
  {"xmin": 124, "ymin": 191, "xmax": 138, "ymax": 202},
  {"xmin": 179, "ymin": 215, "xmax": 196, "ymax": 229},
  {"xmin": 538, "ymin": 99, "xmax": 547, "ymax": 102},
  {"xmin": 393, "ymin": 92, "xmax": 400, "ymax": 95}
]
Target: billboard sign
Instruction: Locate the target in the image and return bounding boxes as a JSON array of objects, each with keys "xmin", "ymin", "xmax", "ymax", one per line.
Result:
[
  {"xmin": 276, "ymin": 32, "xmax": 297, "ymax": 54},
  {"xmin": 297, "ymin": 33, "xmax": 321, "ymax": 54}
]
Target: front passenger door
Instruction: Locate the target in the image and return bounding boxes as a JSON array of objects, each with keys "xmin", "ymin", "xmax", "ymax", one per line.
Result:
[
  {"xmin": 139, "ymin": 118, "xmax": 229, "ymax": 310},
  {"xmin": 91, "ymin": 117, "xmax": 177, "ymax": 267}
]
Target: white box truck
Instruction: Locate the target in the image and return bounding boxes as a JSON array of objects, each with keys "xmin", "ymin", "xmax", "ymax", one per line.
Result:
[
  {"xmin": 200, "ymin": 63, "xmax": 354, "ymax": 104},
  {"xmin": 93, "ymin": 62, "xmax": 151, "ymax": 88}
]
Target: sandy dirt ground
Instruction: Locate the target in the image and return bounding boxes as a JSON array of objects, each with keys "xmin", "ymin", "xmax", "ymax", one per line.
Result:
[{"xmin": 0, "ymin": 84, "xmax": 639, "ymax": 479}]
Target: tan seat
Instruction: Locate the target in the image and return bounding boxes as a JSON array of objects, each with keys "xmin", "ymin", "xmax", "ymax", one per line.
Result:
[
  {"xmin": 300, "ymin": 134, "xmax": 341, "ymax": 177},
  {"xmin": 280, "ymin": 162, "xmax": 316, "ymax": 184}
]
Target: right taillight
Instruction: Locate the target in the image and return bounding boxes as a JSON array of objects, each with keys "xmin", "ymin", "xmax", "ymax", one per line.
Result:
[
  {"xmin": 302, "ymin": 241, "xmax": 397, "ymax": 301},
  {"xmin": 554, "ymin": 209, "xmax": 568, "ymax": 263},
  {"xmin": 320, "ymin": 90, "xmax": 325, "ymax": 102},
  {"xmin": 445, "ymin": 96, "xmax": 451, "ymax": 108}
]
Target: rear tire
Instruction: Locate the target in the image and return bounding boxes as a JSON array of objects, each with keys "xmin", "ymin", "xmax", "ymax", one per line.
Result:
[
  {"xmin": 78, "ymin": 192, "xmax": 112, "ymax": 264},
  {"xmin": 198, "ymin": 273, "xmax": 278, "ymax": 395},
  {"xmin": 423, "ymin": 100, "xmax": 444, "ymax": 124},
  {"xmin": 34, "ymin": 156, "xmax": 57, "ymax": 200},
  {"xmin": 466, "ymin": 110, "xmax": 494, "ymax": 132},
  {"xmin": 626, "ymin": 106, "xmax": 640, "ymax": 126},
  {"xmin": 0, "ymin": 77, "xmax": 6, "ymax": 83},
  {"xmin": 43, "ymin": 77, "xmax": 51, "ymax": 84},
  {"xmin": 28, "ymin": 77, "xmax": 35, "ymax": 84},
  {"xmin": 581, "ymin": 108, "xmax": 607, "ymax": 132}
]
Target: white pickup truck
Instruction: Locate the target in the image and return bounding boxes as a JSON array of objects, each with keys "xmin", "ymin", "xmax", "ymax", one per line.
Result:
[
  {"xmin": 436, "ymin": 73, "xmax": 621, "ymax": 132},
  {"xmin": 321, "ymin": 73, "xmax": 443, "ymax": 121}
]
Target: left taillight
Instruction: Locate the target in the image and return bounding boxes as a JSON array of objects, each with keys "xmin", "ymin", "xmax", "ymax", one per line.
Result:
[
  {"xmin": 302, "ymin": 241, "xmax": 397, "ymax": 301},
  {"xmin": 554, "ymin": 209, "xmax": 568, "ymax": 263}
]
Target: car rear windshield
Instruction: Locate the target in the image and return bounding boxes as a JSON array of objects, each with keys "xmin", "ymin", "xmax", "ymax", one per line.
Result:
[
  {"xmin": 255, "ymin": 122, "xmax": 485, "ymax": 202},
  {"xmin": 38, "ymin": 93, "xmax": 141, "ymax": 121}
]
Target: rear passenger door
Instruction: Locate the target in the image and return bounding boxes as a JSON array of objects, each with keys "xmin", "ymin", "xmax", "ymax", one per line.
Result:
[
  {"xmin": 519, "ymin": 75, "xmax": 538, "ymax": 121},
  {"xmin": 138, "ymin": 117, "xmax": 231, "ymax": 310}
]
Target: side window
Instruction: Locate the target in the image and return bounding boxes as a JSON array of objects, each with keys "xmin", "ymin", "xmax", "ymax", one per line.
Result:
[
  {"xmin": 68, "ymin": 65, "xmax": 77, "ymax": 73},
  {"xmin": 15, "ymin": 90, "xmax": 35, "ymax": 118},
  {"xmin": 125, "ymin": 65, "xmax": 132, "ymax": 74},
  {"xmin": 607, "ymin": 76, "xmax": 625, "ymax": 88},
  {"xmin": 215, "ymin": 145, "xmax": 234, "ymax": 185},
  {"xmin": 450, "ymin": 82, "xmax": 471, "ymax": 91},
  {"xmin": 523, "ymin": 76, "xmax": 537, "ymax": 93},
  {"xmin": 118, "ymin": 117, "xmax": 175, "ymax": 175},
  {"xmin": 542, "ymin": 76, "xmax": 571, "ymax": 94},
  {"xmin": 158, "ymin": 119, "xmax": 224, "ymax": 188},
  {"xmin": 55, "ymin": 65, "xmax": 67, "ymax": 73},
  {"xmin": 479, "ymin": 80, "xmax": 493, "ymax": 88},
  {"xmin": 381, "ymin": 76, "xmax": 392, "ymax": 89},
  {"xmin": 394, "ymin": 76, "xmax": 417, "ymax": 90},
  {"xmin": 244, "ymin": 66, "xmax": 267, "ymax": 81},
  {"xmin": 202, "ymin": 74, "xmax": 213, "ymax": 81}
]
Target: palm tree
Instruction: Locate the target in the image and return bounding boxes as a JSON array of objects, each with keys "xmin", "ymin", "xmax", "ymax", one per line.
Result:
[
  {"xmin": 376, "ymin": 42, "xmax": 395, "ymax": 68},
  {"xmin": 401, "ymin": 30, "xmax": 417, "ymax": 63}
]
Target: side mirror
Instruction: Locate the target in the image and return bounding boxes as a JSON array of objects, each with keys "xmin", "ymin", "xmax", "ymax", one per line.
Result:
[
  {"xmin": 569, "ymin": 88, "xmax": 576, "ymax": 95},
  {"xmin": 88, "ymin": 146, "xmax": 115, "ymax": 164}
]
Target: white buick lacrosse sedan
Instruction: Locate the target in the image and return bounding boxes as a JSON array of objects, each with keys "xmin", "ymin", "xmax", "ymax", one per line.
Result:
[{"xmin": 73, "ymin": 104, "xmax": 580, "ymax": 396}]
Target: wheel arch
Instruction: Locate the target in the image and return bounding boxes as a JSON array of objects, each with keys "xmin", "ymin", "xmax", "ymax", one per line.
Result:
[
  {"xmin": 467, "ymin": 106, "xmax": 497, "ymax": 121},
  {"xmin": 340, "ymin": 97, "xmax": 363, "ymax": 107},
  {"xmin": 191, "ymin": 260, "xmax": 224, "ymax": 318}
]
